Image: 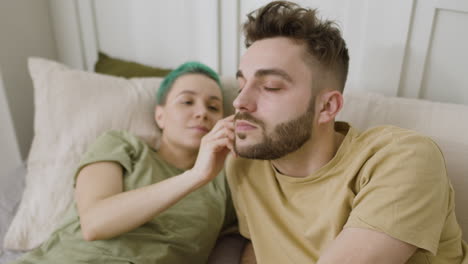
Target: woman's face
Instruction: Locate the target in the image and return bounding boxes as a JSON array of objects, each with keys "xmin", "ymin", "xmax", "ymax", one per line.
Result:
[{"xmin": 156, "ymin": 73, "xmax": 223, "ymax": 151}]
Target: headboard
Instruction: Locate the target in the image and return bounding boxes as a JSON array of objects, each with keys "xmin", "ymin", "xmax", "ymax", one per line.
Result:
[
  {"xmin": 3, "ymin": 0, "xmax": 467, "ymax": 164},
  {"xmin": 0, "ymin": 71, "xmax": 22, "ymax": 176},
  {"xmin": 48, "ymin": 0, "xmax": 238, "ymax": 75},
  {"xmin": 48, "ymin": 0, "xmax": 468, "ymax": 105}
]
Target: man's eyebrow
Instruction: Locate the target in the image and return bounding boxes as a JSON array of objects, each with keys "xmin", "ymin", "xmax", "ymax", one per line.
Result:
[
  {"xmin": 236, "ymin": 68, "xmax": 293, "ymax": 83},
  {"xmin": 255, "ymin": 68, "xmax": 293, "ymax": 82}
]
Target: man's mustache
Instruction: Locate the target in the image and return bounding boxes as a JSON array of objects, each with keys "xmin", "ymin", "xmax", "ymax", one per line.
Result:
[{"xmin": 234, "ymin": 112, "xmax": 265, "ymax": 129}]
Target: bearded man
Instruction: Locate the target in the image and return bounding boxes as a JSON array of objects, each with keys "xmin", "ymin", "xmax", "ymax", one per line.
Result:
[{"xmin": 225, "ymin": 1, "xmax": 468, "ymax": 264}]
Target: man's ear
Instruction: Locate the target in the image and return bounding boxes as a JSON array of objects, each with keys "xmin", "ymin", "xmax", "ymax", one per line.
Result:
[
  {"xmin": 155, "ymin": 105, "xmax": 165, "ymax": 129},
  {"xmin": 317, "ymin": 90, "xmax": 344, "ymax": 124}
]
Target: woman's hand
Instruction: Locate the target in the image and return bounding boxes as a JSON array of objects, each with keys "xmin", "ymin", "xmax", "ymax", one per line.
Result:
[
  {"xmin": 191, "ymin": 115, "xmax": 236, "ymax": 183},
  {"xmin": 75, "ymin": 117, "xmax": 235, "ymax": 241}
]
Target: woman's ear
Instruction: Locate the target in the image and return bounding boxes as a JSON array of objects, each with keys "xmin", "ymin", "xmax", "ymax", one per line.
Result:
[
  {"xmin": 317, "ymin": 90, "xmax": 344, "ymax": 124},
  {"xmin": 155, "ymin": 105, "xmax": 165, "ymax": 129}
]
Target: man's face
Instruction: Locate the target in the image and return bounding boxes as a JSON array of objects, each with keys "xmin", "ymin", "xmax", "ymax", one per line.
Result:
[{"xmin": 234, "ymin": 37, "xmax": 317, "ymax": 159}]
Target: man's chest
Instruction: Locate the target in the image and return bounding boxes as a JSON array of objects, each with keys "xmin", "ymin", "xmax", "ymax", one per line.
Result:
[{"xmin": 240, "ymin": 174, "xmax": 357, "ymax": 263}]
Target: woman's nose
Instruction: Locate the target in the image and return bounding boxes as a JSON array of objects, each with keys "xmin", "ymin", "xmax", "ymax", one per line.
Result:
[{"xmin": 194, "ymin": 104, "xmax": 209, "ymax": 119}]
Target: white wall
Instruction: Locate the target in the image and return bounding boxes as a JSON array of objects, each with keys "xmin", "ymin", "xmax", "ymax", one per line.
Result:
[
  {"xmin": 237, "ymin": 0, "xmax": 468, "ymax": 104},
  {"xmin": 0, "ymin": 70, "xmax": 22, "ymax": 177},
  {"xmin": 0, "ymin": 0, "xmax": 57, "ymax": 160},
  {"xmin": 399, "ymin": 0, "xmax": 468, "ymax": 103},
  {"xmin": 48, "ymin": 0, "xmax": 426, "ymax": 97},
  {"xmin": 5, "ymin": 0, "xmax": 466, "ymax": 162},
  {"xmin": 95, "ymin": 0, "xmax": 219, "ymax": 70},
  {"xmin": 47, "ymin": 0, "xmax": 468, "ymax": 103},
  {"xmin": 50, "ymin": 0, "xmax": 220, "ymax": 72}
]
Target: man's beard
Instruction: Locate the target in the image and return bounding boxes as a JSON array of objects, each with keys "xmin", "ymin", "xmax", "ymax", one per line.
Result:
[{"xmin": 234, "ymin": 96, "xmax": 315, "ymax": 160}]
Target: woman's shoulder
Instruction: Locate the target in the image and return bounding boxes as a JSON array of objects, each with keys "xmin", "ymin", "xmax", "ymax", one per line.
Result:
[
  {"xmin": 97, "ymin": 130, "xmax": 139, "ymax": 142},
  {"xmin": 78, "ymin": 130, "xmax": 155, "ymax": 176},
  {"xmin": 94, "ymin": 130, "xmax": 148, "ymax": 147},
  {"xmin": 85, "ymin": 130, "xmax": 153, "ymax": 158}
]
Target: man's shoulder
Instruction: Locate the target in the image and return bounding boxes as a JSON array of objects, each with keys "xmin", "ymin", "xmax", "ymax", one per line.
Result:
[
  {"xmin": 350, "ymin": 125, "xmax": 446, "ymax": 180},
  {"xmin": 355, "ymin": 125, "xmax": 435, "ymax": 149},
  {"xmin": 343, "ymin": 124, "xmax": 443, "ymax": 174},
  {"xmin": 359, "ymin": 124, "xmax": 420, "ymax": 138}
]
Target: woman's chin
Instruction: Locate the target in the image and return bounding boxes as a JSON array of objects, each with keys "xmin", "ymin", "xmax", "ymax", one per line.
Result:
[{"xmin": 182, "ymin": 139, "xmax": 202, "ymax": 151}]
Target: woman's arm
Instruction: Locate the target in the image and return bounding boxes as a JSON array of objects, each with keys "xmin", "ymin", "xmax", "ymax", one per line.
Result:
[
  {"xmin": 75, "ymin": 116, "xmax": 235, "ymax": 241},
  {"xmin": 75, "ymin": 162, "xmax": 213, "ymax": 241}
]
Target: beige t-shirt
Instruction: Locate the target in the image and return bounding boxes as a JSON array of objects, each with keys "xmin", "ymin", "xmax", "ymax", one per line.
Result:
[{"xmin": 226, "ymin": 122, "xmax": 467, "ymax": 264}]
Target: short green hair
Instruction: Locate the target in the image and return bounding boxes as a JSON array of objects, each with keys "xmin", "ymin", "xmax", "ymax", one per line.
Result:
[{"xmin": 156, "ymin": 61, "xmax": 221, "ymax": 105}]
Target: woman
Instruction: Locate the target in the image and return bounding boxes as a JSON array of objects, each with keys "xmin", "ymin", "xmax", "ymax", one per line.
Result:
[{"xmin": 11, "ymin": 62, "xmax": 237, "ymax": 264}]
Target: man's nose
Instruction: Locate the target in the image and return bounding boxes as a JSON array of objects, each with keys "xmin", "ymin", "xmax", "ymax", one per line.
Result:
[{"xmin": 233, "ymin": 85, "xmax": 257, "ymax": 113}]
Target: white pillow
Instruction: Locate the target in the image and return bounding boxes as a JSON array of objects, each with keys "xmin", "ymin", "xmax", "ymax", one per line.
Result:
[{"xmin": 3, "ymin": 58, "xmax": 163, "ymax": 250}]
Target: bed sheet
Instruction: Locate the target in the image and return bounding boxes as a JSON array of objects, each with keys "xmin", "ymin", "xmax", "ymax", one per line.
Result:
[
  {"xmin": 0, "ymin": 164, "xmax": 245, "ymax": 264},
  {"xmin": 0, "ymin": 163, "xmax": 27, "ymax": 263}
]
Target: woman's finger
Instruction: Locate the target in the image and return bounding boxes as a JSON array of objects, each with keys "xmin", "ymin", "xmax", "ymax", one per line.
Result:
[
  {"xmin": 207, "ymin": 126, "xmax": 234, "ymax": 141},
  {"xmin": 210, "ymin": 116, "xmax": 235, "ymax": 133},
  {"xmin": 203, "ymin": 136, "xmax": 234, "ymax": 154}
]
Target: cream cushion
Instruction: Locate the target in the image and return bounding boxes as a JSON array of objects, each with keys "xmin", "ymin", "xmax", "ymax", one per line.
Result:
[
  {"xmin": 337, "ymin": 92, "xmax": 468, "ymax": 241},
  {"xmin": 3, "ymin": 58, "xmax": 238, "ymax": 250},
  {"xmin": 3, "ymin": 58, "xmax": 162, "ymax": 250}
]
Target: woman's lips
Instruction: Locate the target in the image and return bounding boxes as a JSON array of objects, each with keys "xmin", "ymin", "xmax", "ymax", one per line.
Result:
[
  {"xmin": 191, "ymin": 126, "xmax": 209, "ymax": 133},
  {"xmin": 235, "ymin": 121, "xmax": 257, "ymax": 132}
]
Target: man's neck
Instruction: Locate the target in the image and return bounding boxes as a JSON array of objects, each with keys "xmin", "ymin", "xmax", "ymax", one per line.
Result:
[{"xmin": 271, "ymin": 126, "xmax": 345, "ymax": 178}]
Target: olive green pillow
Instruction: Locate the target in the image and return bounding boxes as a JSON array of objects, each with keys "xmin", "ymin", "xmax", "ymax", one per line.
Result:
[{"xmin": 94, "ymin": 52, "xmax": 172, "ymax": 78}]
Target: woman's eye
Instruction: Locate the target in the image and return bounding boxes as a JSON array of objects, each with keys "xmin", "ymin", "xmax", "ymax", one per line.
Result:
[
  {"xmin": 182, "ymin": 101, "xmax": 193, "ymax": 105},
  {"xmin": 264, "ymin": 87, "xmax": 280, "ymax": 91},
  {"xmin": 208, "ymin": 106, "xmax": 220, "ymax": 112}
]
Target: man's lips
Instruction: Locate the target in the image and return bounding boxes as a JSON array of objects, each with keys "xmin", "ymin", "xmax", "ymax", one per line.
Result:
[{"xmin": 235, "ymin": 121, "xmax": 257, "ymax": 131}]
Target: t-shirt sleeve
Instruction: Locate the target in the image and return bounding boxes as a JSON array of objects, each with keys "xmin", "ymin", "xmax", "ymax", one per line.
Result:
[
  {"xmin": 226, "ymin": 156, "xmax": 251, "ymax": 239},
  {"xmin": 344, "ymin": 134, "xmax": 450, "ymax": 255},
  {"xmin": 74, "ymin": 130, "xmax": 142, "ymax": 185}
]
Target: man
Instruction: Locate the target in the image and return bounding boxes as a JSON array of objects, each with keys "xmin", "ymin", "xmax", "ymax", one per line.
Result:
[{"xmin": 225, "ymin": 1, "xmax": 468, "ymax": 263}]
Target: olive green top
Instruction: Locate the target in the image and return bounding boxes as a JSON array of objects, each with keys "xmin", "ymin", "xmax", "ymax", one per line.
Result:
[{"xmin": 12, "ymin": 130, "xmax": 235, "ymax": 264}]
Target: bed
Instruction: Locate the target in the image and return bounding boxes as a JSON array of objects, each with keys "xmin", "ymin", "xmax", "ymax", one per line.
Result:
[
  {"xmin": 0, "ymin": 164, "xmax": 26, "ymax": 263},
  {"xmin": 0, "ymin": 57, "xmax": 244, "ymax": 264},
  {"xmin": 2, "ymin": 1, "xmax": 468, "ymax": 263},
  {"xmin": 0, "ymin": 160, "xmax": 245, "ymax": 263},
  {"xmin": 1, "ymin": 57, "xmax": 468, "ymax": 263}
]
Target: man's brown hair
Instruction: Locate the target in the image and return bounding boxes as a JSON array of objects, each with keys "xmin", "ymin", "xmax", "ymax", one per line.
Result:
[{"xmin": 243, "ymin": 1, "xmax": 349, "ymax": 92}]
